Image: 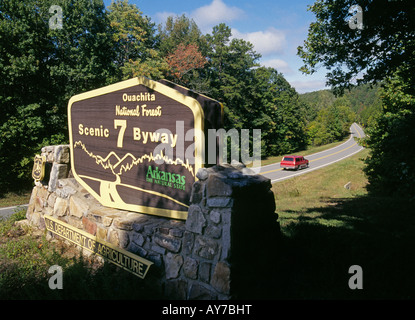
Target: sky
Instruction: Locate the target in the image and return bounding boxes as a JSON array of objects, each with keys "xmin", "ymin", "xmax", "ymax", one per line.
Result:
[{"xmin": 104, "ymin": 0, "xmax": 330, "ymax": 93}]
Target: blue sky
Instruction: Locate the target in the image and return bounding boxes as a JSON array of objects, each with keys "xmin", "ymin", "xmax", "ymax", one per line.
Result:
[{"xmin": 104, "ymin": 0, "xmax": 330, "ymax": 93}]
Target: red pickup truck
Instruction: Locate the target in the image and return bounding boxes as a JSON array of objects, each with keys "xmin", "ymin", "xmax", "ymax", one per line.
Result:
[{"xmin": 280, "ymin": 155, "xmax": 309, "ymax": 170}]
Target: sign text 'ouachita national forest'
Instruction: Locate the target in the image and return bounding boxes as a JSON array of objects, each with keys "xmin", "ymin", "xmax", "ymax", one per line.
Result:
[{"xmin": 68, "ymin": 77, "xmax": 223, "ymax": 220}]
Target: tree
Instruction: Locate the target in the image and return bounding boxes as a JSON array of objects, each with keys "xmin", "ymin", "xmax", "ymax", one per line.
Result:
[
  {"xmin": 107, "ymin": 0, "xmax": 167, "ymax": 80},
  {"xmin": 251, "ymin": 67, "xmax": 308, "ymax": 156},
  {"xmin": 158, "ymin": 14, "xmax": 209, "ymax": 92},
  {"xmin": 297, "ymin": 0, "xmax": 415, "ymax": 95},
  {"xmin": 158, "ymin": 14, "xmax": 205, "ymax": 56},
  {"xmin": 299, "ymin": 0, "xmax": 415, "ymax": 198},
  {"xmin": 204, "ymin": 24, "xmax": 261, "ymax": 129},
  {"xmin": 306, "ymin": 101, "xmax": 355, "ymax": 146},
  {"xmin": 363, "ymin": 75, "xmax": 415, "ymax": 197},
  {"xmin": 0, "ymin": 0, "xmax": 115, "ymax": 193},
  {"xmin": 165, "ymin": 43, "xmax": 207, "ymax": 85}
]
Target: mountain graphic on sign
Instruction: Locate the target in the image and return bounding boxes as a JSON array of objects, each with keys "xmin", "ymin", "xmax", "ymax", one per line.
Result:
[{"xmin": 73, "ymin": 141, "xmax": 195, "ymax": 177}]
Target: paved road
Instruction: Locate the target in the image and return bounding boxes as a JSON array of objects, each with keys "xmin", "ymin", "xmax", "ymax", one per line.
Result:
[
  {"xmin": 0, "ymin": 124, "xmax": 364, "ymax": 218},
  {"xmin": 0, "ymin": 204, "xmax": 28, "ymax": 220},
  {"xmin": 256, "ymin": 123, "xmax": 365, "ymax": 183}
]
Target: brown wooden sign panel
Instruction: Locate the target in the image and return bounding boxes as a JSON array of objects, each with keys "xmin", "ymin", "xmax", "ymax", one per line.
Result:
[{"xmin": 68, "ymin": 77, "xmax": 210, "ymax": 220}]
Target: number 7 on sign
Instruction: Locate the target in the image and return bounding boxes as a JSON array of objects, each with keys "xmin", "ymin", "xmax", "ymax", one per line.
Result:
[{"xmin": 114, "ymin": 119, "xmax": 127, "ymax": 148}]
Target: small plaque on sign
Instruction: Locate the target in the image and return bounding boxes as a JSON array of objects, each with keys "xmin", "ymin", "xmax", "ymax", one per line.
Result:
[
  {"xmin": 32, "ymin": 155, "xmax": 46, "ymax": 182},
  {"xmin": 45, "ymin": 215, "xmax": 153, "ymax": 279}
]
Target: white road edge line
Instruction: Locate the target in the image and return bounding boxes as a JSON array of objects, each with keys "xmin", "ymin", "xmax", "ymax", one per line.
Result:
[
  {"xmin": 271, "ymin": 146, "xmax": 364, "ymax": 183},
  {"xmin": 0, "ymin": 204, "xmax": 29, "ymax": 211},
  {"xmin": 253, "ymin": 124, "xmax": 360, "ymax": 171}
]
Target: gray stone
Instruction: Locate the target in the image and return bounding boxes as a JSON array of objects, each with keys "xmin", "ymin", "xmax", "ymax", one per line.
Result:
[
  {"xmin": 164, "ymin": 253, "xmax": 184, "ymax": 280},
  {"xmin": 147, "ymin": 252, "xmax": 163, "ymax": 268},
  {"xmin": 199, "ymin": 262, "xmax": 212, "ymax": 283},
  {"xmin": 183, "ymin": 231, "xmax": 194, "ymax": 255},
  {"xmin": 190, "ymin": 180, "xmax": 204, "ymax": 204},
  {"xmin": 132, "ymin": 233, "xmax": 145, "ymax": 247},
  {"xmin": 194, "ymin": 236, "xmax": 219, "ymax": 260},
  {"xmin": 228, "ymin": 170, "xmax": 244, "ymax": 179},
  {"xmin": 183, "ymin": 257, "xmax": 198, "ymax": 280},
  {"xmin": 211, "ymin": 262, "xmax": 230, "ymax": 294},
  {"xmin": 55, "ymin": 184, "xmax": 77, "ymax": 199},
  {"xmin": 185, "ymin": 205, "xmax": 206, "ymax": 234},
  {"xmin": 151, "ymin": 244, "xmax": 166, "ymax": 255},
  {"xmin": 169, "ymin": 228, "xmax": 184, "ymax": 238},
  {"xmin": 41, "ymin": 146, "xmax": 55, "ymax": 162},
  {"xmin": 153, "ymin": 233, "xmax": 181, "ymax": 253},
  {"xmin": 196, "ymin": 168, "xmax": 209, "ymax": 180},
  {"xmin": 53, "ymin": 145, "xmax": 70, "ymax": 164},
  {"xmin": 210, "ymin": 210, "xmax": 221, "ymax": 224},
  {"xmin": 207, "ymin": 197, "xmax": 233, "ymax": 208},
  {"xmin": 206, "ymin": 174, "xmax": 233, "ymax": 197},
  {"xmin": 48, "ymin": 164, "xmax": 68, "ymax": 192},
  {"xmin": 128, "ymin": 242, "xmax": 147, "ymax": 259},
  {"xmin": 205, "ymin": 225, "xmax": 222, "ymax": 239},
  {"xmin": 230, "ymin": 159, "xmax": 246, "ymax": 169}
]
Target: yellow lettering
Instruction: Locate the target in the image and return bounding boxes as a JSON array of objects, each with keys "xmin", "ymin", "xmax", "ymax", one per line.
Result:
[
  {"xmin": 133, "ymin": 127, "xmax": 141, "ymax": 141},
  {"xmin": 78, "ymin": 124, "xmax": 110, "ymax": 138}
]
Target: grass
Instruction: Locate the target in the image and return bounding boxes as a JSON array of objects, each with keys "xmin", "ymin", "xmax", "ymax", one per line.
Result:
[
  {"xmin": 273, "ymin": 149, "xmax": 369, "ymax": 229},
  {"xmin": 262, "ymin": 148, "xmax": 415, "ymax": 299},
  {"xmin": 257, "ymin": 137, "xmax": 350, "ymax": 167},
  {"xmin": 1, "ymin": 147, "xmax": 414, "ymax": 300},
  {"xmin": 0, "ymin": 209, "xmax": 162, "ymax": 300}
]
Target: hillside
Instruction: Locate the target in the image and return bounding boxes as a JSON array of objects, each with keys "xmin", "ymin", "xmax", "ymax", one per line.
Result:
[{"xmin": 299, "ymin": 83, "xmax": 383, "ymax": 126}]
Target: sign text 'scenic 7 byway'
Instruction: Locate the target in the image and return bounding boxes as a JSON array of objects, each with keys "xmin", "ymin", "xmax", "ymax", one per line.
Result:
[{"xmin": 68, "ymin": 77, "xmax": 222, "ymax": 220}]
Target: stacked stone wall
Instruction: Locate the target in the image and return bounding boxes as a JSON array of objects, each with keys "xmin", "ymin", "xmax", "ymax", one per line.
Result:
[{"xmin": 26, "ymin": 145, "xmax": 280, "ymax": 299}]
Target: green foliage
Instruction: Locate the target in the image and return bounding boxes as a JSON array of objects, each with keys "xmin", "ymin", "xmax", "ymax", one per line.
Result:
[
  {"xmin": 158, "ymin": 14, "xmax": 205, "ymax": 56},
  {"xmin": 1, "ymin": 0, "xmax": 378, "ymax": 193},
  {"xmin": 299, "ymin": 83, "xmax": 382, "ymax": 126},
  {"xmin": 0, "ymin": 211, "xmax": 161, "ymax": 299},
  {"xmin": 108, "ymin": 0, "xmax": 167, "ymax": 80},
  {"xmin": 298, "ymin": 0, "xmax": 415, "ymax": 95},
  {"xmin": 300, "ymin": 0, "xmax": 414, "ymax": 198},
  {"xmin": 307, "ymin": 104, "xmax": 355, "ymax": 145},
  {"xmin": 0, "ymin": 0, "xmax": 115, "ymax": 193},
  {"xmin": 363, "ymin": 74, "xmax": 415, "ymax": 197},
  {"xmin": 250, "ymin": 67, "xmax": 308, "ymax": 155}
]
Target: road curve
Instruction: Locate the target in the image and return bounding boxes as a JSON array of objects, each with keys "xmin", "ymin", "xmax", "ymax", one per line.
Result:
[{"xmin": 255, "ymin": 123, "xmax": 365, "ymax": 183}]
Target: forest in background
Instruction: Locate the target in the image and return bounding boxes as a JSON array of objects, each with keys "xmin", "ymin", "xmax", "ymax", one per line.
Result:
[
  {"xmin": 2, "ymin": 0, "xmax": 412, "ymax": 199},
  {"xmin": 0, "ymin": 0, "xmax": 361, "ymax": 194}
]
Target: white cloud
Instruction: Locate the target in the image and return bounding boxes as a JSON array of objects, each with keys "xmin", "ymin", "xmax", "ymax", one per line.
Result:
[
  {"xmin": 155, "ymin": 11, "xmax": 177, "ymax": 24},
  {"xmin": 191, "ymin": 0, "xmax": 245, "ymax": 30},
  {"xmin": 232, "ymin": 28, "xmax": 286, "ymax": 56},
  {"xmin": 262, "ymin": 58, "xmax": 293, "ymax": 74}
]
